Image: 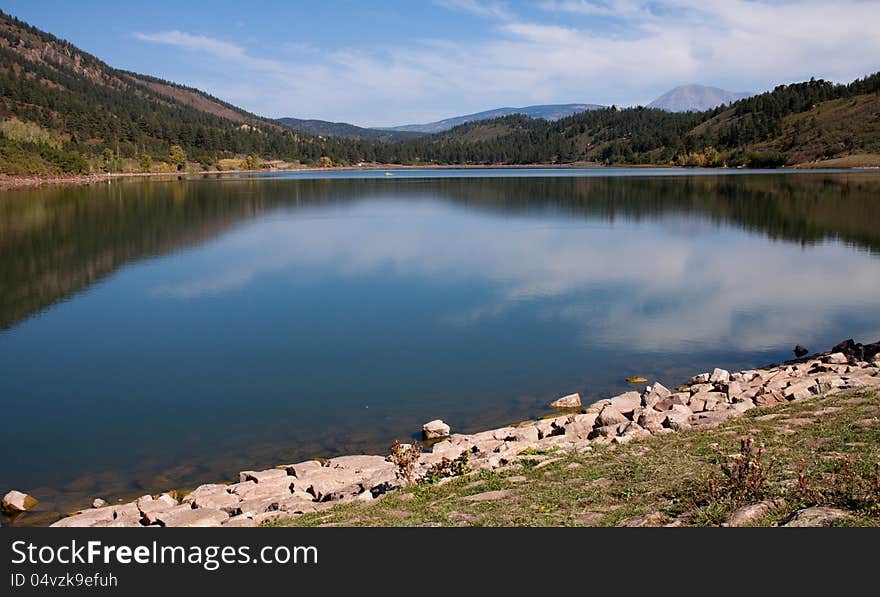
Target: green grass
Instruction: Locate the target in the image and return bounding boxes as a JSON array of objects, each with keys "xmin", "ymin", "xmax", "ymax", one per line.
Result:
[{"xmin": 267, "ymin": 390, "xmax": 880, "ymax": 527}]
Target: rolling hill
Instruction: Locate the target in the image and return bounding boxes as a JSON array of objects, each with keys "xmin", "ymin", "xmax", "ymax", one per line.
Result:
[
  {"xmin": 381, "ymin": 103, "xmax": 604, "ymax": 134},
  {"xmin": 648, "ymin": 85, "xmax": 753, "ymax": 112},
  {"xmin": 0, "ymin": 9, "xmax": 380, "ymax": 175}
]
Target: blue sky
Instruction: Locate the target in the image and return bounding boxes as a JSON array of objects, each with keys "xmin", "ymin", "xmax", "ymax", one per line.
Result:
[{"xmin": 3, "ymin": 0, "xmax": 879, "ymax": 126}]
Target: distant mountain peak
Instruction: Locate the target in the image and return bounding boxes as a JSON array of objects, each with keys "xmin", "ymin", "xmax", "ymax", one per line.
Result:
[{"xmin": 647, "ymin": 85, "xmax": 753, "ymax": 112}]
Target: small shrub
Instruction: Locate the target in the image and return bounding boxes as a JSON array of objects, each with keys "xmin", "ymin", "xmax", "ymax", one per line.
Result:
[
  {"xmin": 387, "ymin": 440, "xmax": 422, "ymax": 486},
  {"xmin": 422, "ymin": 451, "xmax": 469, "ymax": 484},
  {"xmin": 696, "ymin": 437, "xmax": 768, "ymax": 512},
  {"xmin": 793, "ymin": 457, "xmax": 880, "ymax": 517},
  {"xmin": 712, "ymin": 437, "xmax": 767, "ymax": 503}
]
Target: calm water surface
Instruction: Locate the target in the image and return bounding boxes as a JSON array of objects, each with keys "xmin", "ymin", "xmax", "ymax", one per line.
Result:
[{"xmin": 2, "ymin": 168, "xmax": 880, "ymax": 524}]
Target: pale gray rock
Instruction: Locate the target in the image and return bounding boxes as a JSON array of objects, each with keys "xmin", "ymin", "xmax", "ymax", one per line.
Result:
[
  {"xmin": 422, "ymin": 419, "xmax": 451, "ymax": 440},
  {"xmin": 563, "ymin": 420, "xmax": 595, "ymax": 440},
  {"xmin": 725, "ymin": 381, "xmax": 744, "ymax": 398},
  {"xmin": 597, "ymin": 404, "xmax": 629, "ymax": 427},
  {"xmin": 510, "ymin": 426, "xmax": 540, "ymax": 443},
  {"xmin": 137, "ymin": 493, "xmax": 179, "ymax": 521},
  {"xmin": 240, "ymin": 469, "xmax": 288, "ymax": 484},
  {"xmin": 689, "ymin": 409, "xmax": 735, "ymax": 428},
  {"xmin": 285, "ymin": 460, "xmax": 323, "ymax": 478},
  {"xmin": 636, "ymin": 409, "xmax": 666, "ymax": 432},
  {"xmin": 724, "ymin": 500, "xmax": 779, "ymax": 527},
  {"xmin": 535, "ymin": 415, "xmax": 568, "ymax": 439},
  {"xmin": 144, "ymin": 503, "xmax": 192, "ymax": 525},
  {"xmin": 826, "ymin": 353, "xmax": 848, "ymax": 365},
  {"xmin": 156, "ymin": 507, "xmax": 229, "ymax": 527},
  {"xmin": 92, "ymin": 498, "xmax": 108, "ymax": 509},
  {"xmin": 583, "ymin": 399, "xmax": 612, "ymax": 414},
  {"xmin": 2, "ymin": 490, "xmax": 38, "ymax": 513},
  {"xmin": 709, "ymin": 368, "xmax": 730, "ymax": 384},
  {"xmin": 550, "ymin": 392, "xmax": 582, "ymax": 409},
  {"xmin": 730, "ymin": 399, "xmax": 756, "ymax": 413},
  {"xmin": 223, "ymin": 514, "xmax": 257, "ymax": 527},
  {"xmin": 192, "ymin": 490, "xmax": 241, "ymax": 512},
  {"xmin": 50, "ymin": 507, "xmax": 117, "ymax": 528},
  {"xmin": 663, "ymin": 404, "xmax": 693, "ymax": 425},
  {"xmin": 782, "ymin": 507, "xmax": 852, "ymax": 527},
  {"xmin": 655, "ymin": 394, "xmax": 689, "ymax": 411},
  {"xmin": 609, "ymin": 391, "xmax": 641, "ymax": 415},
  {"xmin": 182, "ymin": 484, "xmax": 229, "ymax": 505},
  {"xmin": 648, "ymin": 382, "xmax": 672, "ymax": 399},
  {"xmin": 783, "ymin": 380, "xmax": 816, "ymax": 401},
  {"xmin": 688, "ymin": 373, "xmax": 710, "ymax": 384},
  {"xmin": 689, "ymin": 383, "xmax": 714, "ymax": 394}
]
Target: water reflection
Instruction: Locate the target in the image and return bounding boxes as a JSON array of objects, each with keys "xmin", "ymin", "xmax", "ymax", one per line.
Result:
[{"xmin": 1, "ymin": 170, "xmax": 880, "ymax": 524}]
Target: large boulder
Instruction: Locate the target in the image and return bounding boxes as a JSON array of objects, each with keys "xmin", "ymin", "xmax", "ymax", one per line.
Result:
[
  {"xmin": 50, "ymin": 508, "xmax": 116, "ymax": 528},
  {"xmin": 636, "ymin": 409, "xmax": 666, "ymax": 432},
  {"xmin": 192, "ymin": 490, "xmax": 242, "ymax": 512},
  {"xmin": 688, "ymin": 373, "xmax": 710, "ymax": 385},
  {"xmin": 138, "ymin": 494, "xmax": 183, "ymax": 525},
  {"xmin": 550, "ymin": 393, "xmax": 581, "ymax": 409},
  {"xmin": 782, "ymin": 507, "xmax": 853, "ymax": 527},
  {"xmin": 240, "ymin": 468, "xmax": 288, "ymax": 484},
  {"xmin": 783, "ymin": 380, "xmax": 817, "ymax": 401},
  {"xmin": 655, "ymin": 393, "xmax": 689, "ymax": 411},
  {"xmin": 724, "ymin": 500, "xmax": 782, "ymax": 527},
  {"xmin": 753, "ymin": 391, "xmax": 785, "ymax": 407},
  {"xmin": 663, "ymin": 404, "xmax": 693, "ymax": 429},
  {"xmin": 181, "ymin": 484, "xmax": 229, "ymax": 505},
  {"xmin": 285, "ymin": 460, "xmax": 323, "ymax": 478},
  {"xmin": 825, "ymin": 352, "xmax": 848, "ymax": 365},
  {"xmin": 709, "ymin": 368, "xmax": 730, "ymax": 384},
  {"xmin": 535, "ymin": 415, "xmax": 569, "ymax": 439},
  {"xmin": 689, "ymin": 391, "xmax": 724, "ymax": 412},
  {"xmin": 422, "ymin": 419, "xmax": 451, "ymax": 440},
  {"xmin": 609, "ymin": 391, "xmax": 641, "ymax": 416},
  {"xmin": 597, "ymin": 404, "xmax": 629, "ymax": 427},
  {"xmin": 155, "ymin": 507, "xmax": 229, "ymax": 528},
  {"xmin": 2, "ymin": 490, "xmax": 38, "ymax": 513}
]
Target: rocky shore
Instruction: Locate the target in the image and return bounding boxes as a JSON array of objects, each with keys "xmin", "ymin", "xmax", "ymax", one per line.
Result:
[{"xmin": 5, "ymin": 340, "xmax": 877, "ymax": 528}]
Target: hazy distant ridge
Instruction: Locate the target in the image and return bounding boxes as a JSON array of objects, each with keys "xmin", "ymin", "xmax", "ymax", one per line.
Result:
[
  {"xmin": 381, "ymin": 104, "xmax": 604, "ymax": 134},
  {"xmin": 648, "ymin": 85, "xmax": 753, "ymax": 112}
]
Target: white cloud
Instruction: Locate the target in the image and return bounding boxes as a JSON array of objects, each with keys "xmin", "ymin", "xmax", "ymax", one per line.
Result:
[
  {"xmin": 132, "ymin": 30, "xmax": 286, "ymax": 74},
  {"xmin": 151, "ymin": 195, "xmax": 880, "ymax": 353},
  {"xmin": 132, "ymin": 1, "xmax": 880, "ymax": 125},
  {"xmin": 433, "ymin": 0, "xmax": 512, "ymax": 19}
]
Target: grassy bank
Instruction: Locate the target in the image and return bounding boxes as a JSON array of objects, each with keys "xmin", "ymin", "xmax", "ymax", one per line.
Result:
[{"xmin": 271, "ymin": 389, "xmax": 879, "ymax": 527}]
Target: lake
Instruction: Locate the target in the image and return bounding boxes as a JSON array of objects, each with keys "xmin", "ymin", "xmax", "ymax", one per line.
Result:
[{"xmin": 2, "ymin": 168, "xmax": 880, "ymax": 524}]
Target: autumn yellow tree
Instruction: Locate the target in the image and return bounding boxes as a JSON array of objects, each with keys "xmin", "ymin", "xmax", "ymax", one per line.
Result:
[{"xmin": 169, "ymin": 145, "xmax": 187, "ymax": 171}]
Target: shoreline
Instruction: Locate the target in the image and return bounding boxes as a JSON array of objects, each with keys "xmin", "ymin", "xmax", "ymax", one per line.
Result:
[
  {"xmin": 2, "ymin": 161, "xmax": 879, "ymax": 192},
  {"xmin": 5, "ymin": 339, "xmax": 876, "ymax": 527}
]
